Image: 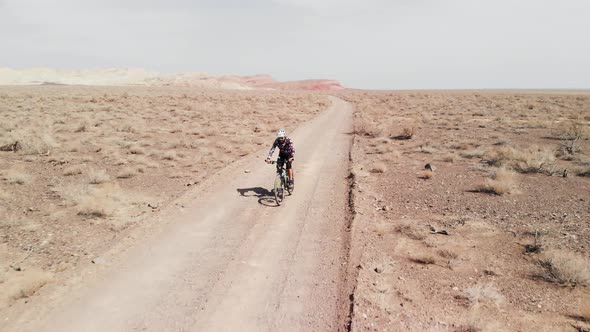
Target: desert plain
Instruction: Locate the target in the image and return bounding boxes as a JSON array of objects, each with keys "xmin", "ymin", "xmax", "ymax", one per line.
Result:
[{"xmin": 0, "ymin": 74, "xmax": 589, "ymax": 331}]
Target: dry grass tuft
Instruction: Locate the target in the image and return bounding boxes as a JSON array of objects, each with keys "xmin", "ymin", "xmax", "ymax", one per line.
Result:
[
  {"xmin": 438, "ymin": 249, "xmax": 459, "ymax": 260},
  {"xmin": 455, "ymin": 325, "xmax": 482, "ymax": 332},
  {"xmin": 465, "ymin": 284, "xmax": 504, "ymax": 306},
  {"xmin": 483, "ymin": 146, "xmax": 556, "ymax": 174},
  {"xmin": 75, "ymin": 184, "xmax": 126, "ymax": 218},
  {"xmin": 369, "ymin": 162, "xmax": 387, "ymax": 173},
  {"xmin": 1, "ymin": 131, "xmax": 59, "ymax": 155},
  {"xmin": 410, "ymin": 255, "xmax": 436, "ymax": 265},
  {"xmin": 576, "ymin": 163, "xmax": 590, "ymax": 177},
  {"xmin": 476, "ymin": 167, "xmax": 515, "ymax": 195},
  {"xmin": 460, "ymin": 149, "xmax": 486, "ymax": 159},
  {"xmin": 63, "ymin": 165, "xmax": 83, "ymax": 176},
  {"xmin": 128, "ymin": 145, "xmax": 146, "ymax": 155},
  {"xmin": 3, "ymin": 169, "xmax": 32, "ymax": 185},
  {"xmin": 393, "ymin": 126, "xmax": 416, "ymax": 140},
  {"xmin": 442, "ymin": 153, "xmax": 458, "ymax": 163},
  {"xmin": 3, "ymin": 269, "xmax": 53, "ymax": 305},
  {"xmin": 395, "ymin": 223, "xmax": 426, "ymax": 240},
  {"xmin": 162, "ymin": 150, "xmax": 178, "ymax": 161},
  {"xmin": 535, "ymin": 250, "xmax": 590, "ymax": 286},
  {"xmin": 116, "ymin": 167, "xmax": 136, "ymax": 179},
  {"xmin": 88, "ymin": 169, "xmax": 110, "ymax": 184}
]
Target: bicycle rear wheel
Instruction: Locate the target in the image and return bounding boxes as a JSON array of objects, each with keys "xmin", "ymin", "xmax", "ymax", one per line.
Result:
[{"xmin": 274, "ymin": 174, "xmax": 284, "ymax": 205}]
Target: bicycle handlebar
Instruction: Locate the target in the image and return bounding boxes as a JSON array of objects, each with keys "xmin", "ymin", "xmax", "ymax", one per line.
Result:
[{"xmin": 267, "ymin": 159, "xmax": 294, "ymax": 165}]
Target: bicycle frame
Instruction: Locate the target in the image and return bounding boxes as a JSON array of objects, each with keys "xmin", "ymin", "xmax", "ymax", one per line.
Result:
[{"xmin": 269, "ymin": 160, "xmax": 292, "ymax": 205}]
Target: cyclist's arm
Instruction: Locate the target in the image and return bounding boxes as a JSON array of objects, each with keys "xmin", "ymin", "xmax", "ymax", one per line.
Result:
[{"xmin": 267, "ymin": 140, "xmax": 278, "ymax": 159}]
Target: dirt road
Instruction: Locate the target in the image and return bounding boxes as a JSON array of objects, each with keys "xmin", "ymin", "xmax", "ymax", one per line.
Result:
[{"xmin": 19, "ymin": 97, "xmax": 354, "ymax": 332}]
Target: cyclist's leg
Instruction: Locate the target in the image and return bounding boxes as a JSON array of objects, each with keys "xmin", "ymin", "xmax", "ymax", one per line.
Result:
[
  {"xmin": 277, "ymin": 156, "xmax": 285, "ymax": 174},
  {"xmin": 286, "ymin": 155, "xmax": 294, "ymax": 184}
]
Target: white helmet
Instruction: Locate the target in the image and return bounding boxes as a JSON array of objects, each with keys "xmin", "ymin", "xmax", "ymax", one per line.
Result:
[{"xmin": 277, "ymin": 129, "xmax": 286, "ymax": 138}]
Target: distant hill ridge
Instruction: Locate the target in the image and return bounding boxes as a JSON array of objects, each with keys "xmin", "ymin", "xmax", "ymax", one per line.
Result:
[{"xmin": 0, "ymin": 67, "xmax": 344, "ymax": 91}]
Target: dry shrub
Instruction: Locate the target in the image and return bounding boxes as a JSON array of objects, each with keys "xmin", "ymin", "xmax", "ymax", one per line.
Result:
[
  {"xmin": 483, "ymin": 146, "xmax": 556, "ymax": 174},
  {"xmin": 418, "ymin": 145, "xmax": 437, "ymax": 154},
  {"xmin": 76, "ymin": 184, "xmax": 125, "ymax": 218},
  {"xmin": 476, "ymin": 167, "xmax": 515, "ymax": 195},
  {"xmin": 450, "ymin": 143, "xmax": 471, "ymax": 150},
  {"xmin": 576, "ymin": 163, "xmax": 590, "ymax": 177},
  {"xmin": 74, "ymin": 123, "xmax": 87, "ymax": 133},
  {"xmin": 369, "ymin": 162, "xmax": 387, "ymax": 173},
  {"xmin": 162, "ymin": 150, "xmax": 178, "ymax": 161},
  {"xmin": 88, "ymin": 169, "xmax": 110, "ymax": 184},
  {"xmin": 438, "ymin": 249, "xmax": 459, "ymax": 260},
  {"xmin": 465, "ymin": 284, "xmax": 504, "ymax": 306},
  {"xmin": 460, "ymin": 149, "xmax": 486, "ymax": 159},
  {"xmin": 442, "ymin": 153, "xmax": 458, "ymax": 163},
  {"xmin": 63, "ymin": 165, "xmax": 83, "ymax": 176},
  {"xmin": 536, "ymin": 250, "xmax": 590, "ymax": 286},
  {"xmin": 129, "ymin": 145, "xmax": 146, "ymax": 155},
  {"xmin": 373, "ymin": 142, "xmax": 395, "ymax": 155},
  {"xmin": 561, "ymin": 120, "xmax": 589, "ymax": 141},
  {"xmin": 1, "ymin": 130, "xmax": 59, "ymax": 155},
  {"xmin": 168, "ymin": 172, "xmax": 187, "ymax": 179},
  {"xmin": 3, "ymin": 169, "xmax": 31, "ymax": 185},
  {"xmin": 116, "ymin": 167, "xmax": 136, "ymax": 179},
  {"xmin": 410, "ymin": 255, "xmax": 435, "ymax": 265},
  {"xmin": 2, "ymin": 269, "xmax": 53, "ymax": 306},
  {"xmin": 455, "ymin": 325, "xmax": 481, "ymax": 332},
  {"xmin": 393, "ymin": 126, "xmax": 416, "ymax": 140},
  {"xmin": 354, "ymin": 114, "xmax": 386, "ymax": 138},
  {"xmin": 395, "ymin": 223, "xmax": 425, "ymax": 240},
  {"xmin": 113, "ymin": 158, "xmax": 127, "ymax": 166}
]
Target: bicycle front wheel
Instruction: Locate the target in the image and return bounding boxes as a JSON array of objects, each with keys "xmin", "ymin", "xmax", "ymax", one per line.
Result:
[{"xmin": 274, "ymin": 174, "xmax": 284, "ymax": 205}]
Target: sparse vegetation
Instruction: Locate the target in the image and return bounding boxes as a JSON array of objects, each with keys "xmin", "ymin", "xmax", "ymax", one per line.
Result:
[
  {"xmin": 116, "ymin": 168, "xmax": 136, "ymax": 179},
  {"xmin": 340, "ymin": 91, "xmax": 590, "ymax": 330},
  {"xmin": 3, "ymin": 169, "xmax": 31, "ymax": 185},
  {"xmin": 536, "ymin": 251, "xmax": 590, "ymax": 287},
  {"xmin": 465, "ymin": 284, "xmax": 504, "ymax": 306},
  {"xmin": 483, "ymin": 146, "xmax": 557, "ymax": 174},
  {"xmin": 128, "ymin": 145, "xmax": 146, "ymax": 155},
  {"xmin": 476, "ymin": 167, "xmax": 516, "ymax": 195},
  {"xmin": 88, "ymin": 169, "xmax": 110, "ymax": 184},
  {"xmin": 395, "ymin": 223, "xmax": 425, "ymax": 240},
  {"xmin": 63, "ymin": 165, "xmax": 83, "ymax": 176},
  {"xmin": 162, "ymin": 150, "xmax": 178, "ymax": 161},
  {"xmin": 3, "ymin": 269, "xmax": 53, "ymax": 305},
  {"xmin": 394, "ymin": 126, "xmax": 416, "ymax": 140},
  {"xmin": 369, "ymin": 162, "xmax": 387, "ymax": 173},
  {"xmin": 410, "ymin": 255, "xmax": 435, "ymax": 265}
]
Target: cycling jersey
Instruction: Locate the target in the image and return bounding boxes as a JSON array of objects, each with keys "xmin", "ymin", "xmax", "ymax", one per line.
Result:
[{"xmin": 267, "ymin": 136, "xmax": 295, "ymax": 159}]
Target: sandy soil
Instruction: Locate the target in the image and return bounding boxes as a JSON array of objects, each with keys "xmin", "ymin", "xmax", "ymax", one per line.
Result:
[
  {"xmin": 3, "ymin": 86, "xmax": 590, "ymax": 332},
  {"xmin": 338, "ymin": 90, "xmax": 590, "ymax": 332},
  {"xmin": 0, "ymin": 86, "xmax": 331, "ymax": 320},
  {"xmin": 2, "ymin": 96, "xmax": 354, "ymax": 331}
]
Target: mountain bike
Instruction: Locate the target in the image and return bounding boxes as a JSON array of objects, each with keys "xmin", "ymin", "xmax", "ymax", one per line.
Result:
[{"xmin": 269, "ymin": 160, "xmax": 293, "ymax": 206}]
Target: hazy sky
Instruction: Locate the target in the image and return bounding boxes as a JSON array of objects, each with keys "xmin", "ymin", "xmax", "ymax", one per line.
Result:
[{"xmin": 1, "ymin": 0, "xmax": 589, "ymax": 89}]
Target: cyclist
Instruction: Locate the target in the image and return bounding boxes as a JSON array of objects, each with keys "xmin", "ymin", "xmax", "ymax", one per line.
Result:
[{"xmin": 265, "ymin": 129, "xmax": 295, "ymax": 188}]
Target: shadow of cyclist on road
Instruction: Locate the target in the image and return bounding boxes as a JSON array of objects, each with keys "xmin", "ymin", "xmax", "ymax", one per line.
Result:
[{"xmin": 236, "ymin": 187, "xmax": 277, "ymax": 207}]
